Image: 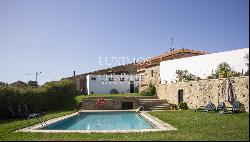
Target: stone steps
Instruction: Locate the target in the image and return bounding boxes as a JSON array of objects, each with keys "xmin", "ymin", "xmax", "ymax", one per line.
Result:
[
  {"xmin": 144, "ymin": 105, "xmax": 170, "ymax": 111},
  {"xmin": 138, "ymin": 98, "xmax": 170, "ymax": 111},
  {"xmin": 138, "ymin": 99, "xmax": 167, "ymax": 102},
  {"xmin": 138, "ymin": 99, "xmax": 167, "ymax": 105},
  {"xmin": 137, "ymin": 99, "xmax": 166, "ymax": 101}
]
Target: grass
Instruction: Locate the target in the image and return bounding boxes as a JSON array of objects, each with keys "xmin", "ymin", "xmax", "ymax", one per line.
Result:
[
  {"xmin": 0, "ymin": 108, "xmax": 248, "ymax": 141},
  {"xmin": 75, "ymin": 93, "xmax": 143, "ymax": 101}
]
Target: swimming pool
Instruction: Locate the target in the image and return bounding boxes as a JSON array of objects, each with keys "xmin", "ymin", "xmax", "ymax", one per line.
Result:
[
  {"xmin": 43, "ymin": 112, "xmax": 153, "ymax": 130},
  {"xmin": 16, "ymin": 110, "xmax": 177, "ymax": 133}
]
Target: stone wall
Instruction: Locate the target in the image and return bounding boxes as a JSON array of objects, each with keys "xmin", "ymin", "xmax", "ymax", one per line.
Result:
[
  {"xmin": 156, "ymin": 76, "xmax": 249, "ymax": 112},
  {"xmin": 139, "ymin": 65, "xmax": 160, "ymax": 92},
  {"xmin": 81, "ymin": 97, "xmax": 139, "ymax": 110}
]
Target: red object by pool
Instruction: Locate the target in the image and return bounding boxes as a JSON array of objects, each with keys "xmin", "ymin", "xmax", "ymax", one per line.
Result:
[{"xmin": 97, "ymin": 98, "xmax": 105, "ymax": 107}]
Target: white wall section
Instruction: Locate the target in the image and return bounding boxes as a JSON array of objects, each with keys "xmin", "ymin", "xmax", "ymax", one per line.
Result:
[{"xmin": 87, "ymin": 74, "xmax": 139, "ymax": 95}]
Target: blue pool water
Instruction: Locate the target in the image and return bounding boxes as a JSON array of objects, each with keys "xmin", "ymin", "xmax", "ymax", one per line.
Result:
[{"xmin": 43, "ymin": 112, "xmax": 154, "ymax": 130}]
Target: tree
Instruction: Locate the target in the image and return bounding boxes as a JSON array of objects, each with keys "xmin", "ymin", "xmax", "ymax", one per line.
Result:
[
  {"xmin": 28, "ymin": 80, "xmax": 38, "ymax": 87},
  {"xmin": 244, "ymin": 53, "xmax": 249, "ymax": 68},
  {"xmin": 0, "ymin": 81, "xmax": 8, "ymax": 87},
  {"xmin": 244, "ymin": 53, "xmax": 249, "ymax": 76},
  {"xmin": 176, "ymin": 70, "xmax": 196, "ymax": 82},
  {"xmin": 211, "ymin": 62, "xmax": 241, "ymax": 78},
  {"xmin": 147, "ymin": 81, "xmax": 156, "ymax": 96}
]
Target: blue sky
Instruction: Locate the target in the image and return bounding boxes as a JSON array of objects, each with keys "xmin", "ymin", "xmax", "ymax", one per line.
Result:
[{"xmin": 0, "ymin": 0, "xmax": 249, "ymax": 84}]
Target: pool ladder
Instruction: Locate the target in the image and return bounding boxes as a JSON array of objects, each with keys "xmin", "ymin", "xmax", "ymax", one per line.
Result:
[{"xmin": 136, "ymin": 106, "xmax": 144, "ymax": 113}]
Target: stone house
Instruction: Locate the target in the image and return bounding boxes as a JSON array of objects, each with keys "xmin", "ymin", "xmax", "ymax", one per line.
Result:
[
  {"xmin": 63, "ymin": 48, "xmax": 207, "ymax": 93},
  {"xmin": 137, "ymin": 48, "xmax": 207, "ymax": 91}
]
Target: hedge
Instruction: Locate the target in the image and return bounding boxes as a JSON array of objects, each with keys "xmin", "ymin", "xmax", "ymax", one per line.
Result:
[{"xmin": 0, "ymin": 79, "xmax": 79, "ymax": 118}]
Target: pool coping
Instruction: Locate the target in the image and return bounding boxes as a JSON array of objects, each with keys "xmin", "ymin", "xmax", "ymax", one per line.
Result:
[{"xmin": 15, "ymin": 110, "xmax": 177, "ymax": 133}]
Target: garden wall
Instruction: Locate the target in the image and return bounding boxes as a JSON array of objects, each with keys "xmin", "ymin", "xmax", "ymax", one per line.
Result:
[
  {"xmin": 81, "ymin": 97, "xmax": 139, "ymax": 110},
  {"xmin": 156, "ymin": 76, "xmax": 249, "ymax": 112}
]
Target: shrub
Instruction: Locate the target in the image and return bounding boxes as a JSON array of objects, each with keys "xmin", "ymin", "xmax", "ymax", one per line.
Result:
[
  {"xmin": 0, "ymin": 79, "xmax": 79, "ymax": 118},
  {"xmin": 140, "ymin": 82, "xmax": 156, "ymax": 96},
  {"xmin": 110, "ymin": 88, "xmax": 119, "ymax": 94},
  {"xmin": 211, "ymin": 62, "xmax": 241, "ymax": 78},
  {"xmin": 140, "ymin": 89, "xmax": 150, "ymax": 96},
  {"xmin": 179, "ymin": 102, "xmax": 188, "ymax": 110},
  {"xmin": 169, "ymin": 103, "xmax": 178, "ymax": 110},
  {"xmin": 0, "ymin": 82, "xmax": 8, "ymax": 87},
  {"xmin": 176, "ymin": 70, "xmax": 196, "ymax": 82},
  {"xmin": 28, "ymin": 81, "xmax": 39, "ymax": 88}
]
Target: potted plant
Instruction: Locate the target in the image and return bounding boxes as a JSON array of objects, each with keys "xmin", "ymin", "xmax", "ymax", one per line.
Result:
[
  {"xmin": 179, "ymin": 102, "xmax": 188, "ymax": 110},
  {"xmin": 169, "ymin": 103, "xmax": 178, "ymax": 110}
]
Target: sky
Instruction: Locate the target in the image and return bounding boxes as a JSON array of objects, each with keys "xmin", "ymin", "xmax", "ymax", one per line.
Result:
[{"xmin": 0, "ymin": 0, "xmax": 249, "ymax": 84}]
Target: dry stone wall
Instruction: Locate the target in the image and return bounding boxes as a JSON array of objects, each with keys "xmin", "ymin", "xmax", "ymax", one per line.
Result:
[
  {"xmin": 139, "ymin": 65, "xmax": 161, "ymax": 92},
  {"xmin": 156, "ymin": 76, "xmax": 249, "ymax": 112}
]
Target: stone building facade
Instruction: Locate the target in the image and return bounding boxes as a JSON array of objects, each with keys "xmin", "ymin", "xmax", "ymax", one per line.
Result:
[
  {"xmin": 156, "ymin": 76, "xmax": 249, "ymax": 112},
  {"xmin": 64, "ymin": 48, "xmax": 207, "ymax": 93},
  {"xmin": 137, "ymin": 49, "xmax": 207, "ymax": 91}
]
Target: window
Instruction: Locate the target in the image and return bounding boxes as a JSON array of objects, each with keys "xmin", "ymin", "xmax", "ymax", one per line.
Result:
[
  {"xmin": 151, "ymin": 70, "xmax": 154, "ymax": 77},
  {"xmin": 91, "ymin": 77, "xmax": 96, "ymax": 80},
  {"xmin": 109, "ymin": 78, "xmax": 114, "ymax": 81},
  {"xmin": 120, "ymin": 78, "xmax": 125, "ymax": 81}
]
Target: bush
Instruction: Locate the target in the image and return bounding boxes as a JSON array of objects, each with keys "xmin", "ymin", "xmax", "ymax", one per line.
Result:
[
  {"xmin": 140, "ymin": 82, "xmax": 156, "ymax": 96},
  {"xmin": 28, "ymin": 81, "xmax": 38, "ymax": 88},
  {"xmin": 179, "ymin": 102, "xmax": 188, "ymax": 110},
  {"xmin": 176, "ymin": 70, "xmax": 196, "ymax": 82},
  {"xmin": 140, "ymin": 89, "xmax": 150, "ymax": 96},
  {"xmin": 0, "ymin": 82, "xmax": 8, "ymax": 87},
  {"xmin": 110, "ymin": 88, "xmax": 119, "ymax": 94},
  {"xmin": 0, "ymin": 79, "xmax": 79, "ymax": 118},
  {"xmin": 211, "ymin": 62, "xmax": 241, "ymax": 78},
  {"xmin": 169, "ymin": 103, "xmax": 178, "ymax": 110}
]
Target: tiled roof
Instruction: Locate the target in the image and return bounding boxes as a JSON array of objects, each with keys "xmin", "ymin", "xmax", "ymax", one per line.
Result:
[{"xmin": 137, "ymin": 48, "xmax": 208, "ymax": 69}]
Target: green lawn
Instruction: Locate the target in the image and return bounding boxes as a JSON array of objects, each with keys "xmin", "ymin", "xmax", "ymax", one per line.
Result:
[
  {"xmin": 0, "ymin": 109, "xmax": 248, "ymax": 141},
  {"xmin": 75, "ymin": 93, "xmax": 142, "ymax": 101}
]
